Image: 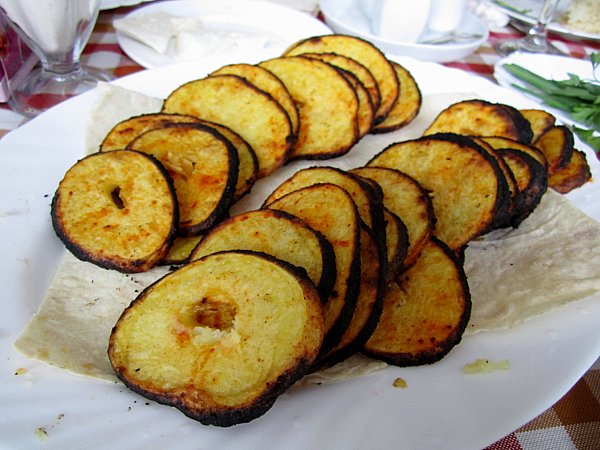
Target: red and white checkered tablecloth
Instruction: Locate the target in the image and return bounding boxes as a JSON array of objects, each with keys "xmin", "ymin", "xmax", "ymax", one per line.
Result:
[{"xmin": 2, "ymin": 3, "xmax": 600, "ymax": 449}]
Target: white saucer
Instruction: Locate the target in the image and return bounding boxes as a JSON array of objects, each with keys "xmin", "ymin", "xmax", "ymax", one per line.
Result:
[
  {"xmin": 320, "ymin": 0, "xmax": 488, "ymax": 63},
  {"xmin": 115, "ymin": 0, "xmax": 332, "ymax": 68}
]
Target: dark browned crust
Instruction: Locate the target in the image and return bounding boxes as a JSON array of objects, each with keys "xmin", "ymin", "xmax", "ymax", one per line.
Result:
[
  {"xmin": 282, "ymin": 34, "xmax": 399, "ymax": 125},
  {"xmin": 382, "ymin": 208, "xmax": 409, "ymax": 282},
  {"xmin": 99, "ymin": 112, "xmax": 202, "ymax": 151},
  {"xmin": 51, "ymin": 150, "xmax": 179, "ymax": 273},
  {"xmin": 549, "ymin": 148, "xmax": 592, "ymax": 194},
  {"xmin": 498, "ymin": 104, "xmax": 534, "ymax": 144},
  {"xmin": 109, "ymin": 250, "xmax": 323, "ymax": 427},
  {"xmin": 266, "ymin": 183, "xmax": 362, "ymax": 357},
  {"xmin": 314, "ymin": 224, "xmax": 386, "ymax": 370},
  {"xmin": 363, "ymin": 237, "xmax": 471, "ymax": 367},
  {"xmin": 128, "ymin": 122, "xmax": 239, "ymax": 237},
  {"xmin": 536, "ymin": 125, "xmax": 575, "ymax": 175},
  {"xmin": 496, "ymin": 148, "xmax": 548, "ymax": 227}
]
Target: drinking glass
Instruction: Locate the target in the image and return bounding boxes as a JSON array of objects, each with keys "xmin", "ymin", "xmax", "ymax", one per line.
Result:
[
  {"xmin": 495, "ymin": 0, "xmax": 563, "ymax": 56},
  {"xmin": 0, "ymin": 0, "xmax": 114, "ymax": 117}
]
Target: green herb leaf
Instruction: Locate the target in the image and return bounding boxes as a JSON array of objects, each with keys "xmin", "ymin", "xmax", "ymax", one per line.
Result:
[{"xmin": 572, "ymin": 126, "xmax": 600, "ymax": 156}]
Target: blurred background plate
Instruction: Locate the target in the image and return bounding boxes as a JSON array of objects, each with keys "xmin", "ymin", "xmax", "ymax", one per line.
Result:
[
  {"xmin": 320, "ymin": 0, "xmax": 488, "ymax": 63},
  {"xmin": 115, "ymin": 0, "xmax": 332, "ymax": 68},
  {"xmin": 491, "ymin": 0, "xmax": 600, "ymax": 42}
]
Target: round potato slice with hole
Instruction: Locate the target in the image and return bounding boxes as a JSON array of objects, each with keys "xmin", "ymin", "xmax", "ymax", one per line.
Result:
[
  {"xmin": 163, "ymin": 74, "xmax": 293, "ymax": 178},
  {"xmin": 190, "ymin": 209, "xmax": 336, "ymax": 302},
  {"xmin": 283, "ymin": 34, "xmax": 399, "ymax": 124},
  {"xmin": 51, "ymin": 149, "xmax": 178, "ymax": 273},
  {"xmin": 108, "ymin": 250, "xmax": 324, "ymax": 427},
  {"xmin": 127, "ymin": 123, "xmax": 238, "ymax": 237},
  {"xmin": 259, "ymin": 56, "xmax": 359, "ymax": 160}
]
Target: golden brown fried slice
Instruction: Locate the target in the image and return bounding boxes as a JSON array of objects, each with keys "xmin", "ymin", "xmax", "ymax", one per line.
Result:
[
  {"xmin": 100, "ymin": 113, "xmax": 201, "ymax": 151},
  {"xmin": 210, "ymin": 63, "xmax": 299, "ymax": 139},
  {"xmin": 283, "ymin": 34, "xmax": 399, "ymax": 124},
  {"xmin": 304, "ymin": 52, "xmax": 381, "ymax": 114},
  {"xmin": 52, "ymin": 150, "xmax": 178, "ymax": 273},
  {"xmin": 363, "ymin": 238, "xmax": 471, "ymax": 366},
  {"xmin": 265, "ymin": 183, "xmax": 361, "ymax": 356},
  {"xmin": 316, "ymin": 225, "xmax": 385, "ymax": 370},
  {"xmin": 535, "ymin": 125, "xmax": 575, "ymax": 175},
  {"xmin": 108, "ymin": 250, "xmax": 324, "ymax": 427},
  {"xmin": 367, "ymin": 134, "xmax": 510, "ymax": 250},
  {"xmin": 520, "ymin": 109, "xmax": 556, "ymax": 143},
  {"xmin": 190, "ymin": 209, "xmax": 336, "ymax": 302},
  {"xmin": 371, "ymin": 61, "xmax": 422, "ymax": 134},
  {"xmin": 382, "ymin": 207, "xmax": 409, "ymax": 283},
  {"xmin": 479, "ymin": 136, "xmax": 548, "ymax": 170},
  {"xmin": 423, "ymin": 99, "xmax": 531, "ymax": 143},
  {"xmin": 548, "ymin": 148, "xmax": 592, "ymax": 194},
  {"xmin": 495, "ymin": 148, "xmax": 548, "ymax": 226},
  {"xmin": 161, "ymin": 236, "xmax": 203, "ymax": 265},
  {"xmin": 101, "ymin": 113, "xmax": 258, "ymax": 202},
  {"xmin": 338, "ymin": 68, "xmax": 375, "ymax": 137},
  {"xmin": 162, "ymin": 74, "xmax": 293, "ymax": 178},
  {"xmin": 259, "ymin": 56, "xmax": 359, "ymax": 160},
  {"xmin": 263, "ymin": 166, "xmax": 385, "ymax": 239},
  {"xmin": 351, "ymin": 166, "xmax": 435, "ymax": 270},
  {"xmin": 127, "ymin": 123, "xmax": 238, "ymax": 236}
]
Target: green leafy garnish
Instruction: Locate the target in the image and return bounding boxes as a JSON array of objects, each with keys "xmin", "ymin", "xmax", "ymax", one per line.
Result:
[{"xmin": 493, "ymin": 1, "xmax": 532, "ymax": 16}]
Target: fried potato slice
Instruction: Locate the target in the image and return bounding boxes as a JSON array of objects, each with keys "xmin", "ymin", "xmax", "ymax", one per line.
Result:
[
  {"xmin": 479, "ymin": 136, "xmax": 548, "ymax": 169},
  {"xmin": 351, "ymin": 166, "xmax": 435, "ymax": 269},
  {"xmin": 108, "ymin": 250, "xmax": 324, "ymax": 427},
  {"xmin": 495, "ymin": 148, "xmax": 548, "ymax": 226},
  {"xmin": 265, "ymin": 183, "xmax": 361, "ymax": 356},
  {"xmin": 535, "ymin": 125, "xmax": 575, "ymax": 175},
  {"xmin": 520, "ymin": 108, "xmax": 556, "ymax": 143},
  {"xmin": 338, "ymin": 68, "xmax": 375, "ymax": 137},
  {"xmin": 162, "ymin": 236, "xmax": 203, "ymax": 265},
  {"xmin": 100, "ymin": 113, "xmax": 258, "ymax": 202},
  {"xmin": 189, "ymin": 209, "xmax": 336, "ymax": 302},
  {"xmin": 382, "ymin": 207, "xmax": 409, "ymax": 283},
  {"xmin": 51, "ymin": 150, "xmax": 178, "ymax": 273},
  {"xmin": 283, "ymin": 34, "xmax": 399, "ymax": 124},
  {"xmin": 162, "ymin": 74, "xmax": 293, "ymax": 178},
  {"xmin": 367, "ymin": 134, "xmax": 510, "ymax": 250},
  {"xmin": 316, "ymin": 225, "xmax": 385, "ymax": 370},
  {"xmin": 548, "ymin": 148, "xmax": 592, "ymax": 194},
  {"xmin": 263, "ymin": 166, "xmax": 385, "ymax": 239},
  {"xmin": 259, "ymin": 56, "xmax": 359, "ymax": 160},
  {"xmin": 210, "ymin": 63, "xmax": 299, "ymax": 139},
  {"xmin": 423, "ymin": 99, "xmax": 532, "ymax": 143},
  {"xmin": 363, "ymin": 238, "xmax": 471, "ymax": 366},
  {"xmin": 127, "ymin": 123, "xmax": 238, "ymax": 236},
  {"xmin": 304, "ymin": 52, "xmax": 381, "ymax": 114},
  {"xmin": 371, "ymin": 61, "xmax": 422, "ymax": 134},
  {"xmin": 100, "ymin": 112, "xmax": 201, "ymax": 151}
]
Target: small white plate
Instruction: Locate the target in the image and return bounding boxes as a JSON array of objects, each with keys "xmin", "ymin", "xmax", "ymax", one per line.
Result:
[
  {"xmin": 319, "ymin": 0, "xmax": 488, "ymax": 63},
  {"xmin": 494, "ymin": 52, "xmax": 598, "ymax": 130},
  {"xmin": 491, "ymin": 0, "xmax": 600, "ymax": 43},
  {"xmin": 115, "ymin": 0, "xmax": 332, "ymax": 68}
]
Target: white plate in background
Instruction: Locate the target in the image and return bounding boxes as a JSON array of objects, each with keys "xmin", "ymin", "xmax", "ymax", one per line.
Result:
[
  {"xmin": 115, "ymin": 0, "xmax": 331, "ymax": 68},
  {"xmin": 491, "ymin": 0, "xmax": 600, "ymax": 42},
  {"xmin": 320, "ymin": 0, "xmax": 488, "ymax": 63},
  {"xmin": 494, "ymin": 52, "xmax": 598, "ymax": 130},
  {"xmin": 0, "ymin": 51, "xmax": 599, "ymax": 449}
]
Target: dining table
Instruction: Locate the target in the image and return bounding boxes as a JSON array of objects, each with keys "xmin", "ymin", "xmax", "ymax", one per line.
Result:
[{"xmin": 1, "ymin": 1, "xmax": 599, "ymax": 449}]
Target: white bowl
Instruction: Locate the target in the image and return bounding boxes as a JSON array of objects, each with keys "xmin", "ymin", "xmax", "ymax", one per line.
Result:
[{"xmin": 320, "ymin": 0, "xmax": 489, "ymax": 63}]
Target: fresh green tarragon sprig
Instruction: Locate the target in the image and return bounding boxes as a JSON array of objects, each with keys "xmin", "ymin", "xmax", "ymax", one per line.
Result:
[{"xmin": 502, "ymin": 53, "xmax": 600, "ymax": 155}]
